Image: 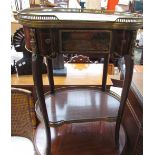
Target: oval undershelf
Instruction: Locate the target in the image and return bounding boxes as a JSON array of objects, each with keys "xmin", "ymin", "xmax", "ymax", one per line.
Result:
[{"xmin": 35, "ymin": 87, "xmax": 121, "ymax": 126}]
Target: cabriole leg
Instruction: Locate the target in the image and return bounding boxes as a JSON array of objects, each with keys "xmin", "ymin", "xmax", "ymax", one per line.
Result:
[
  {"xmin": 30, "ymin": 28, "xmax": 51, "ymax": 155},
  {"xmin": 32, "ymin": 54, "xmax": 51, "ymax": 155}
]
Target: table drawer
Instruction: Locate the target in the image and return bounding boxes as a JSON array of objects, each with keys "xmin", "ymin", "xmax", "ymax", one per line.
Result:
[{"xmin": 59, "ymin": 30, "xmax": 112, "ymax": 54}]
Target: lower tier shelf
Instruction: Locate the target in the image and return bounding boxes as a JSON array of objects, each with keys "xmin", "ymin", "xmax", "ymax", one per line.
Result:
[
  {"xmin": 35, "ymin": 87, "xmax": 121, "ymax": 126},
  {"xmin": 34, "ymin": 121, "xmax": 126, "ymax": 155}
]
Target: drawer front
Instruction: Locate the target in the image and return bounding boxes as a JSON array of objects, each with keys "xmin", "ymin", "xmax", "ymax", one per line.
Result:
[{"xmin": 59, "ymin": 30, "xmax": 112, "ymax": 54}]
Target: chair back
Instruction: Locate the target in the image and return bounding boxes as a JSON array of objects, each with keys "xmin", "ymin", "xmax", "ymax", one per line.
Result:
[{"xmin": 11, "ymin": 88, "xmax": 37, "ymax": 141}]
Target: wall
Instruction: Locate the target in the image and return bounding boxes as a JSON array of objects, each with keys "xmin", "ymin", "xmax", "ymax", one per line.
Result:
[{"xmin": 85, "ymin": 0, "xmax": 101, "ymax": 9}]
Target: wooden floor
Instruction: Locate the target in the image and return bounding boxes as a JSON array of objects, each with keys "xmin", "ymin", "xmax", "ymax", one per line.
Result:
[{"xmin": 35, "ymin": 121, "xmax": 126, "ymax": 155}]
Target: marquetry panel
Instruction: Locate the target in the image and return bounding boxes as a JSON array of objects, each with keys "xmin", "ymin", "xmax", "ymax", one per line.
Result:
[{"xmin": 60, "ymin": 30, "xmax": 112, "ymax": 54}]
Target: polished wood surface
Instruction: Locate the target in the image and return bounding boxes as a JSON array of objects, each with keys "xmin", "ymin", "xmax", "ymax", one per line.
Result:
[
  {"xmin": 11, "ymin": 63, "xmax": 112, "ymax": 86},
  {"xmin": 11, "ymin": 63, "xmax": 113, "ymax": 102},
  {"xmin": 35, "ymin": 122, "xmax": 126, "ymax": 155},
  {"xmin": 36, "ymin": 88, "xmax": 120, "ymax": 126}
]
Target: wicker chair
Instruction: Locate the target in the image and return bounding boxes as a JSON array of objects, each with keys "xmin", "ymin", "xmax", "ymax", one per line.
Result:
[{"xmin": 11, "ymin": 87, "xmax": 37, "ymax": 155}]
